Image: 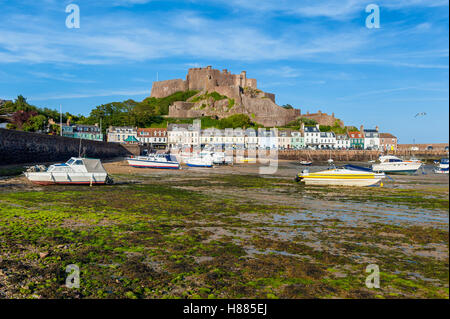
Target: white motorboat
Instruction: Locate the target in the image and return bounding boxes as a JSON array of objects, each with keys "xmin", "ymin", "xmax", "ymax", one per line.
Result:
[
  {"xmin": 127, "ymin": 154, "xmax": 180, "ymax": 169},
  {"xmin": 299, "ymin": 160, "xmax": 312, "ymax": 166},
  {"xmin": 186, "ymin": 152, "xmax": 214, "ymax": 167},
  {"xmin": 434, "ymin": 158, "xmax": 449, "ymax": 174},
  {"xmin": 210, "ymin": 152, "xmax": 233, "ymax": 165},
  {"xmin": 24, "ymin": 157, "xmax": 111, "ymax": 185},
  {"xmin": 296, "ymin": 165, "xmax": 385, "ymax": 186},
  {"xmin": 372, "ymin": 155, "xmax": 422, "ymax": 174}
]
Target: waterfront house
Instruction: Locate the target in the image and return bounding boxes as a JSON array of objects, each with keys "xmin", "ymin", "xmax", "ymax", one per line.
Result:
[
  {"xmin": 362, "ymin": 125, "xmax": 380, "ymax": 150},
  {"xmin": 62, "ymin": 124, "xmax": 103, "ymax": 141},
  {"xmin": 291, "ymin": 131, "xmax": 305, "ymax": 149},
  {"xmin": 302, "ymin": 123, "xmax": 320, "ymax": 149},
  {"xmin": 167, "ymin": 122, "xmax": 201, "ymax": 149},
  {"xmin": 335, "ymin": 134, "xmax": 350, "ymax": 149},
  {"xmin": 244, "ymin": 129, "xmax": 258, "ymax": 150},
  {"xmin": 137, "ymin": 128, "xmax": 167, "ymax": 149},
  {"xmin": 277, "ymin": 130, "xmax": 292, "ymax": 150},
  {"xmin": 348, "ymin": 131, "xmax": 364, "ymax": 149},
  {"xmin": 319, "ymin": 131, "xmax": 336, "ymax": 149},
  {"xmin": 107, "ymin": 126, "xmax": 138, "ymax": 143},
  {"xmin": 258, "ymin": 129, "xmax": 278, "ymax": 150},
  {"xmin": 379, "ymin": 133, "xmax": 397, "ymax": 151}
]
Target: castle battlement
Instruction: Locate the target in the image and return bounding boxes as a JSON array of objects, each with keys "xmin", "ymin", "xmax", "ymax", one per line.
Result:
[
  {"xmin": 151, "ymin": 66, "xmax": 257, "ymax": 99},
  {"xmin": 150, "ymin": 66, "xmax": 301, "ymax": 127}
]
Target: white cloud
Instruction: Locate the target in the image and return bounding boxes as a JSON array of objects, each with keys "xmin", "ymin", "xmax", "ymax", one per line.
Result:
[
  {"xmin": 30, "ymin": 89, "xmax": 150, "ymax": 101},
  {"xmin": 210, "ymin": 0, "xmax": 449, "ymax": 19}
]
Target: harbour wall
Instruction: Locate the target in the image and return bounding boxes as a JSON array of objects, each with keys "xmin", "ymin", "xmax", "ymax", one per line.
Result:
[
  {"xmin": 276, "ymin": 149, "xmax": 448, "ymax": 161},
  {"xmin": 0, "ymin": 128, "xmax": 132, "ymax": 165},
  {"xmin": 277, "ymin": 150, "xmax": 381, "ymax": 161}
]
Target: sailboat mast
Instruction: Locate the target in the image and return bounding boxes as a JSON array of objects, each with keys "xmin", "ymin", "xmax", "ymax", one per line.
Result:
[{"xmin": 60, "ymin": 104, "xmax": 62, "ymax": 136}]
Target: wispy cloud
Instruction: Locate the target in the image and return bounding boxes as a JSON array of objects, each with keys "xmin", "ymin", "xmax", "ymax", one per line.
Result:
[
  {"xmin": 30, "ymin": 89, "xmax": 150, "ymax": 101},
  {"xmin": 211, "ymin": 0, "xmax": 449, "ymax": 19},
  {"xmin": 338, "ymin": 86, "xmax": 449, "ymax": 100}
]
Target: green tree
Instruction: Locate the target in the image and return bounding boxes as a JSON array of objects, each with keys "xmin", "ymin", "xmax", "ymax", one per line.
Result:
[{"xmin": 23, "ymin": 114, "xmax": 47, "ymax": 132}]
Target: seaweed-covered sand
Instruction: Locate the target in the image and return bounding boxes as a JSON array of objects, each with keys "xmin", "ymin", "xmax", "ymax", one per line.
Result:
[{"xmin": 0, "ymin": 160, "xmax": 448, "ymax": 298}]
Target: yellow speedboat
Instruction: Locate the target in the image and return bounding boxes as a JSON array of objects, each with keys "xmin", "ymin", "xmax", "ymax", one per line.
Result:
[{"xmin": 296, "ymin": 165, "xmax": 385, "ymax": 187}]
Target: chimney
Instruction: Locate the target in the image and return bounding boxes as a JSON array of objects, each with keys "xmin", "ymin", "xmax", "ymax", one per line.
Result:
[
  {"xmin": 66, "ymin": 118, "xmax": 71, "ymax": 126},
  {"xmin": 375, "ymin": 125, "xmax": 379, "ymax": 132},
  {"xmin": 360, "ymin": 125, "xmax": 364, "ymax": 132},
  {"xmin": 206, "ymin": 66, "xmax": 212, "ymax": 70},
  {"xmin": 300, "ymin": 122, "xmax": 305, "ymax": 133}
]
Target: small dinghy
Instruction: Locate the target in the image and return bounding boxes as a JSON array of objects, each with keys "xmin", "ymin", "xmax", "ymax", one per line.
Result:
[
  {"xmin": 127, "ymin": 154, "xmax": 180, "ymax": 169},
  {"xmin": 299, "ymin": 160, "xmax": 312, "ymax": 166},
  {"xmin": 24, "ymin": 157, "xmax": 112, "ymax": 185},
  {"xmin": 295, "ymin": 165, "xmax": 385, "ymax": 187}
]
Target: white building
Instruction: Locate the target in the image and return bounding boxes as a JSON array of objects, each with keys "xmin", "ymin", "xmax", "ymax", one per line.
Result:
[
  {"xmin": 244, "ymin": 129, "xmax": 258, "ymax": 150},
  {"xmin": 277, "ymin": 130, "xmax": 292, "ymax": 150},
  {"xmin": 362, "ymin": 126, "xmax": 380, "ymax": 150},
  {"xmin": 137, "ymin": 128, "xmax": 167, "ymax": 148},
  {"xmin": 107, "ymin": 126, "xmax": 138, "ymax": 143},
  {"xmin": 258, "ymin": 129, "xmax": 278, "ymax": 150},
  {"xmin": 167, "ymin": 122, "xmax": 201, "ymax": 149},
  {"xmin": 335, "ymin": 134, "xmax": 350, "ymax": 149},
  {"xmin": 319, "ymin": 131, "xmax": 336, "ymax": 149},
  {"xmin": 302, "ymin": 124, "xmax": 321, "ymax": 149}
]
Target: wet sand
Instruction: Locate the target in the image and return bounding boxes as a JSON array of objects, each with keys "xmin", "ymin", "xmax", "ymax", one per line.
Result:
[{"xmin": 0, "ymin": 159, "xmax": 448, "ymax": 298}]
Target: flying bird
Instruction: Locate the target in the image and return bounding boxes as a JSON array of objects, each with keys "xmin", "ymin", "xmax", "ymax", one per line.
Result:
[{"xmin": 414, "ymin": 112, "xmax": 426, "ymax": 118}]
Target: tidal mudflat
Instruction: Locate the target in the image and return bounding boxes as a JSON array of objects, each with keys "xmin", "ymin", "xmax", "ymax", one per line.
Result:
[{"xmin": 0, "ymin": 160, "xmax": 448, "ymax": 299}]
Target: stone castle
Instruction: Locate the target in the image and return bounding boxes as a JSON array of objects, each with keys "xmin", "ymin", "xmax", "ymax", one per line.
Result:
[
  {"xmin": 150, "ymin": 66, "xmax": 300, "ymax": 127},
  {"xmin": 150, "ymin": 66, "xmax": 344, "ymax": 128},
  {"xmin": 301, "ymin": 111, "xmax": 343, "ymax": 127}
]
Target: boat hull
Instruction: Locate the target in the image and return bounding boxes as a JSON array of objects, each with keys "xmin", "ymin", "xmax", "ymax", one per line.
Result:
[
  {"xmin": 186, "ymin": 163, "xmax": 213, "ymax": 168},
  {"xmin": 301, "ymin": 177, "xmax": 383, "ymax": 186},
  {"xmin": 372, "ymin": 162, "xmax": 422, "ymax": 174},
  {"xmin": 127, "ymin": 159, "xmax": 180, "ymax": 169},
  {"xmin": 25, "ymin": 172, "xmax": 108, "ymax": 185},
  {"xmin": 299, "ymin": 168, "xmax": 385, "ymax": 187}
]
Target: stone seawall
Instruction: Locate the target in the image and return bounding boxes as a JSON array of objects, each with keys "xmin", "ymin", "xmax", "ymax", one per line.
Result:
[
  {"xmin": 277, "ymin": 149, "xmax": 448, "ymax": 161},
  {"xmin": 0, "ymin": 128, "xmax": 132, "ymax": 165},
  {"xmin": 277, "ymin": 150, "xmax": 381, "ymax": 161}
]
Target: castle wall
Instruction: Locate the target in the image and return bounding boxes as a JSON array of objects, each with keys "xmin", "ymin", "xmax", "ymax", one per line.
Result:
[
  {"xmin": 187, "ymin": 67, "xmax": 236, "ymax": 91},
  {"xmin": 214, "ymin": 86, "xmax": 242, "ymax": 102},
  {"xmin": 301, "ymin": 111, "xmax": 343, "ymax": 127},
  {"xmin": 151, "ymin": 79, "xmax": 188, "ymax": 98},
  {"xmin": 262, "ymin": 92, "xmax": 276, "ymax": 103}
]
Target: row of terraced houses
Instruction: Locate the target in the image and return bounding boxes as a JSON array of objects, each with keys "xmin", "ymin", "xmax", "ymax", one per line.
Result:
[{"xmin": 104, "ymin": 123, "xmax": 398, "ymax": 151}]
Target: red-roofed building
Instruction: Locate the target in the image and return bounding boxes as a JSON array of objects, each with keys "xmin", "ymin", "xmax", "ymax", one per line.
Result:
[
  {"xmin": 348, "ymin": 131, "xmax": 364, "ymax": 149},
  {"xmin": 137, "ymin": 128, "xmax": 167, "ymax": 148}
]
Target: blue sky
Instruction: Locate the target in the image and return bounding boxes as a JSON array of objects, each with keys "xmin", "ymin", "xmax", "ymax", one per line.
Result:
[{"xmin": 0, "ymin": 0, "xmax": 448, "ymax": 143}]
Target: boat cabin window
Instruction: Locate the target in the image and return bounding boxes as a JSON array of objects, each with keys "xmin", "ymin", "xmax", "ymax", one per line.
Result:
[
  {"xmin": 74, "ymin": 160, "xmax": 84, "ymax": 165},
  {"xmin": 388, "ymin": 158, "xmax": 402, "ymax": 162},
  {"xmin": 67, "ymin": 159, "xmax": 75, "ymax": 165}
]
